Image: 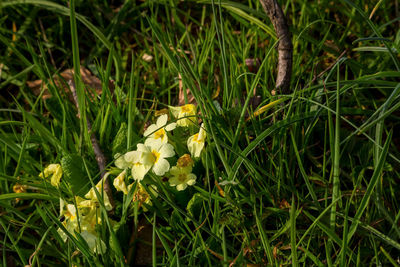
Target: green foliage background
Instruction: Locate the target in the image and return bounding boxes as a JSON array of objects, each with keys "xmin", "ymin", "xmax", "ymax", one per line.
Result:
[{"xmin": 0, "ymin": 0, "xmax": 400, "ymax": 266}]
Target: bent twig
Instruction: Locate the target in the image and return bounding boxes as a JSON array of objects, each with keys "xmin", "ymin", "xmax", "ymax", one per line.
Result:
[
  {"xmin": 68, "ymin": 80, "xmax": 114, "ymax": 208},
  {"xmin": 259, "ymin": 0, "xmax": 293, "ymax": 93}
]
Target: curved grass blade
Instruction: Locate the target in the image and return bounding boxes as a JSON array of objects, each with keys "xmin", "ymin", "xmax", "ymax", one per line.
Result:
[{"xmin": 347, "ymin": 130, "xmax": 392, "ymax": 241}]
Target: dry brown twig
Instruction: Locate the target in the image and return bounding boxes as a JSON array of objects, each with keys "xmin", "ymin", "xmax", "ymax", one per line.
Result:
[
  {"xmin": 259, "ymin": 0, "xmax": 293, "ymax": 93},
  {"xmin": 68, "ymin": 80, "xmax": 114, "ymax": 208}
]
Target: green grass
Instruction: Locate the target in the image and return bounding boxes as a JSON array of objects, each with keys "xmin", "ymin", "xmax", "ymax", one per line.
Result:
[{"xmin": 1, "ymin": 0, "xmax": 400, "ymax": 266}]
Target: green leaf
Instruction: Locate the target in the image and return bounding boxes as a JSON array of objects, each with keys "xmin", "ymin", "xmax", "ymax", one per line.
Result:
[
  {"xmin": 112, "ymin": 123, "xmax": 127, "ymax": 156},
  {"xmin": 0, "ymin": 193, "xmax": 57, "ymax": 201},
  {"xmin": 61, "ymin": 154, "xmax": 90, "ymax": 196},
  {"xmin": 186, "ymin": 193, "xmax": 206, "ymax": 220}
]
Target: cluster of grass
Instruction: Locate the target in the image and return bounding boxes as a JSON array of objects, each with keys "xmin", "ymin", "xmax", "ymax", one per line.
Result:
[{"xmin": 1, "ymin": 0, "xmax": 400, "ymax": 266}]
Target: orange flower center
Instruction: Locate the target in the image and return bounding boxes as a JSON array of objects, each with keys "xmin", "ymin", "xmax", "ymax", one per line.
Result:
[
  {"xmin": 151, "ymin": 150, "xmax": 161, "ymax": 163},
  {"xmin": 154, "ymin": 128, "xmax": 166, "ymax": 140},
  {"xmin": 178, "ymin": 173, "xmax": 187, "ymax": 182}
]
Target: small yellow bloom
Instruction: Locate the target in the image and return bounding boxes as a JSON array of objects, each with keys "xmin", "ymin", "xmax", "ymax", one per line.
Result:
[
  {"xmin": 187, "ymin": 124, "xmax": 206, "ymax": 158},
  {"xmin": 144, "ymin": 114, "xmax": 176, "ymax": 144},
  {"xmin": 39, "ymin": 164, "xmax": 63, "ymax": 187},
  {"xmin": 58, "ymin": 196, "xmax": 106, "ymax": 254},
  {"xmin": 138, "ymin": 139, "xmax": 175, "ymax": 176},
  {"xmin": 168, "ymin": 166, "xmax": 196, "ymax": 191},
  {"xmin": 125, "ymin": 150, "xmax": 152, "ymax": 181},
  {"xmin": 115, "ymin": 150, "xmax": 153, "ymax": 181},
  {"xmin": 169, "ymin": 104, "xmax": 197, "ymax": 127},
  {"xmin": 85, "ymin": 178, "xmax": 112, "ymax": 211},
  {"xmin": 129, "ymin": 183, "xmax": 158, "ymax": 212},
  {"xmin": 176, "ymin": 154, "xmax": 194, "ymax": 172},
  {"xmin": 13, "ymin": 183, "xmax": 27, "ymax": 194},
  {"xmin": 114, "ymin": 153, "xmax": 131, "ymax": 170},
  {"xmin": 13, "ymin": 183, "xmax": 28, "ymax": 203},
  {"xmin": 75, "ymin": 196, "xmax": 104, "ymax": 232},
  {"xmin": 113, "ymin": 170, "xmax": 128, "ymax": 194}
]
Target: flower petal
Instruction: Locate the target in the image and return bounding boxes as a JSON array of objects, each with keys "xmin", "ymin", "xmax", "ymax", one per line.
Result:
[
  {"xmin": 51, "ymin": 165, "xmax": 63, "ymax": 187},
  {"xmin": 115, "ymin": 153, "xmax": 130, "ymax": 169},
  {"xmin": 169, "ymin": 166, "xmax": 180, "ymax": 176},
  {"xmin": 140, "ymin": 151, "xmax": 154, "ymax": 165},
  {"xmin": 168, "ymin": 177, "xmax": 179, "ymax": 186},
  {"xmin": 198, "ymin": 124, "xmax": 206, "ymax": 141},
  {"xmin": 113, "ymin": 170, "xmax": 128, "ymax": 194},
  {"xmin": 159, "ymin": 143, "xmax": 175, "ymax": 158},
  {"xmin": 153, "ymin": 158, "xmax": 170, "ymax": 176},
  {"xmin": 132, "ymin": 164, "xmax": 149, "ymax": 181},
  {"xmin": 156, "ymin": 114, "xmax": 168, "ymax": 127},
  {"xmin": 144, "ymin": 124, "xmax": 158, "ymax": 137},
  {"xmin": 165, "ymin": 122, "xmax": 176, "ymax": 131},
  {"xmin": 187, "ymin": 174, "xmax": 197, "ymax": 185},
  {"xmin": 176, "ymin": 183, "xmax": 187, "ymax": 191},
  {"xmin": 169, "ymin": 106, "xmax": 181, "ymax": 118},
  {"xmin": 124, "ymin": 151, "xmax": 141, "ymax": 164},
  {"xmin": 145, "ymin": 138, "xmax": 162, "ymax": 150},
  {"xmin": 137, "ymin": 143, "xmax": 150, "ymax": 153},
  {"xmin": 187, "ymin": 135, "xmax": 205, "ymax": 158}
]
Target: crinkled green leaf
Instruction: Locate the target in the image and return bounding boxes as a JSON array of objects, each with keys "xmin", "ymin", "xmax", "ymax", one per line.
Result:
[
  {"xmin": 112, "ymin": 123, "xmax": 127, "ymax": 155},
  {"xmin": 61, "ymin": 154, "xmax": 90, "ymax": 196}
]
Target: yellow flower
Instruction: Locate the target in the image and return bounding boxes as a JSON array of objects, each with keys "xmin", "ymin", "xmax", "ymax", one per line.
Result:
[
  {"xmin": 75, "ymin": 196, "xmax": 104, "ymax": 232},
  {"xmin": 39, "ymin": 164, "xmax": 63, "ymax": 187},
  {"xmin": 115, "ymin": 150, "xmax": 153, "ymax": 181},
  {"xmin": 176, "ymin": 154, "xmax": 194, "ymax": 172},
  {"xmin": 129, "ymin": 182, "xmax": 158, "ymax": 212},
  {"xmin": 58, "ymin": 199, "xmax": 79, "ymax": 242},
  {"xmin": 168, "ymin": 166, "xmax": 196, "ymax": 191},
  {"xmin": 85, "ymin": 178, "xmax": 112, "ymax": 211},
  {"xmin": 63, "ymin": 204, "xmax": 77, "ymax": 221},
  {"xmin": 13, "ymin": 183, "xmax": 27, "ymax": 194},
  {"xmin": 187, "ymin": 124, "xmax": 206, "ymax": 158},
  {"xmin": 125, "ymin": 150, "xmax": 152, "ymax": 181},
  {"xmin": 144, "ymin": 114, "xmax": 176, "ymax": 144},
  {"xmin": 113, "ymin": 170, "xmax": 128, "ymax": 194},
  {"xmin": 58, "ymin": 197, "xmax": 106, "ymax": 254},
  {"xmin": 138, "ymin": 139, "xmax": 175, "ymax": 176},
  {"xmin": 114, "ymin": 153, "xmax": 131, "ymax": 170},
  {"xmin": 169, "ymin": 104, "xmax": 197, "ymax": 127}
]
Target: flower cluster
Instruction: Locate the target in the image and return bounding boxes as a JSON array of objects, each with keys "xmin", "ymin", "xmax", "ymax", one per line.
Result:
[
  {"xmin": 113, "ymin": 105, "xmax": 207, "ymax": 208},
  {"xmin": 58, "ymin": 179, "xmax": 112, "ymax": 254},
  {"xmin": 38, "ymin": 105, "xmax": 207, "ymax": 253}
]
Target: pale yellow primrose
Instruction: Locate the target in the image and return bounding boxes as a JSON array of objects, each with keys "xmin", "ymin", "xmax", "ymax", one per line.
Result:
[
  {"xmin": 144, "ymin": 114, "xmax": 176, "ymax": 144},
  {"xmin": 125, "ymin": 150, "xmax": 152, "ymax": 181},
  {"xmin": 169, "ymin": 104, "xmax": 197, "ymax": 127},
  {"xmin": 39, "ymin": 163, "xmax": 63, "ymax": 187},
  {"xmin": 115, "ymin": 150, "xmax": 152, "ymax": 181},
  {"xmin": 114, "ymin": 153, "xmax": 131, "ymax": 170},
  {"xmin": 168, "ymin": 165, "xmax": 196, "ymax": 191},
  {"xmin": 58, "ymin": 181, "xmax": 112, "ymax": 254},
  {"xmin": 137, "ymin": 139, "xmax": 175, "ymax": 176},
  {"xmin": 187, "ymin": 124, "xmax": 206, "ymax": 158},
  {"xmin": 85, "ymin": 178, "xmax": 113, "ymax": 211},
  {"xmin": 58, "ymin": 197, "xmax": 106, "ymax": 253}
]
